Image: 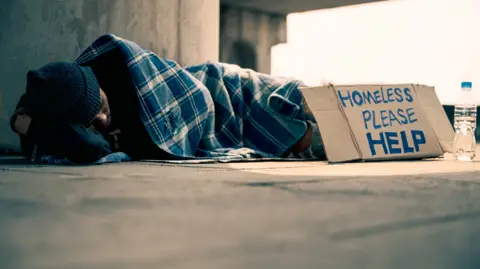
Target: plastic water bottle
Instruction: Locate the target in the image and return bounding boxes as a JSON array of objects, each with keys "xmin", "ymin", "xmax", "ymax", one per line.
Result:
[{"xmin": 453, "ymin": 81, "xmax": 477, "ymax": 161}]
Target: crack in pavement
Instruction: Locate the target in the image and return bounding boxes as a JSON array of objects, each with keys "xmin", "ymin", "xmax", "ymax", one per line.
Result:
[{"xmin": 330, "ymin": 210, "xmax": 480, "ymax": 240}]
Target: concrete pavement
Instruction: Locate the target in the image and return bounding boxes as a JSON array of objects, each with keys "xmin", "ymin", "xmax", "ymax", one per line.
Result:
[{"xmin": 1, "ymin": 154, "xmax": 479, "ymax": 269}]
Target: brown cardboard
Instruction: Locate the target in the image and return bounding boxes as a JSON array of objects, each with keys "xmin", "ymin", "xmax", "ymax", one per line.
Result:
[
  {"xmin": 414, "ymin": 85, "xmax": 455, "ymax": 153},
  {"xmin": 300, "ymin": 84, "xmax": 455, "ymax": 163}
]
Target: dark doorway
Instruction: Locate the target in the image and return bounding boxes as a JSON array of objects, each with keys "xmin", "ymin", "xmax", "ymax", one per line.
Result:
[{"xmin": 228, "ymin": 40, "xmax": 258, "ymax": 71}]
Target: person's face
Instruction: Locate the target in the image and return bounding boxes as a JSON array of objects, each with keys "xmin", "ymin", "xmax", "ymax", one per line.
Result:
[{"xmin": 89, "ymin": 88, "xmax": 111, "ymax": 132}]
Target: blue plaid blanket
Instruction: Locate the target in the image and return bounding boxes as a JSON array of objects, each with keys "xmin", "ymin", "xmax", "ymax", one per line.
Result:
[{"xmin": 30, "ymin": 34, "xmax": 311, "ymax": 164}]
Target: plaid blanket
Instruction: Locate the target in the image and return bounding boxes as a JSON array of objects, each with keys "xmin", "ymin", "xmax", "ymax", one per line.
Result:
[{"xmin": 30, "ymin": 34, "xmax": 311, "ymax": 164}]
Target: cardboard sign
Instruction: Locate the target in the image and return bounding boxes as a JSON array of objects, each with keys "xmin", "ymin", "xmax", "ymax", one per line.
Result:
[{"xmin": 300, "ymin": 84, "xmax": 455, "ymax": 163}]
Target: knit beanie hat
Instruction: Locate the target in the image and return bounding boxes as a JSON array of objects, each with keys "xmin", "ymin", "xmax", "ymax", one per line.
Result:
[{"xmin": 25, "ymin": 62, "xmax": 101, "ymax": 126}]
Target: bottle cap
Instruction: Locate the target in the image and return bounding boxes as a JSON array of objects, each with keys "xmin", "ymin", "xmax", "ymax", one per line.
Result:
[{"xmin": 462, "ymin": 81, "xmax": 472, "ymax": 88}]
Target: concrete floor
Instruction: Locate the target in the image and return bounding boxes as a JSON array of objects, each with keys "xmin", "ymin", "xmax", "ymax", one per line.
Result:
[{"xmin": 1, "ymin": 154, "xmax": 480, "ymax": 269}]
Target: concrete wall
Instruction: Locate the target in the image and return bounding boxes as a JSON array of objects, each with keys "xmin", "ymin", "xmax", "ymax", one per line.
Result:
[
  {"xmin": 0, "ymin": 0, "xmax": 219, "ymax": 152},
  {"xmin": 219, "ymin": 5, "xmax": 286, "ymax": 74}
]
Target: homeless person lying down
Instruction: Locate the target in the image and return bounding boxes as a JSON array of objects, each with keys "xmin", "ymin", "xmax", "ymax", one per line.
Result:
[{"xmin": 10, "ymin": 34, "xmax": 326, "ymax": 164}]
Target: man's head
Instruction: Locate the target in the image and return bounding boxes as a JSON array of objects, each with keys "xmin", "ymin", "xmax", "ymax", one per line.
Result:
[{"xmin": 25, "ymin": 62, "xmax": 101, "ymax": 126}]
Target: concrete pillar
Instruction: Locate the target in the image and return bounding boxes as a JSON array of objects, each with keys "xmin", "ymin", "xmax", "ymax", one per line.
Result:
[{"xmin": 0, "ymin": 0, "xmax": 219, "ymax": 152}]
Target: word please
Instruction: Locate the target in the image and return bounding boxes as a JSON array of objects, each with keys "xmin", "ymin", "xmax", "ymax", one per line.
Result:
[
  {"xmin": 362, "ymin": 108, "xmax": 417, "ymax": 130},
  {"xmin": 366, "ymin": 130, "xmax": 426, "ymax": 156},
  {"xmin": 338, "ymin": 87, "xmax": 414, "ymax": 108}
]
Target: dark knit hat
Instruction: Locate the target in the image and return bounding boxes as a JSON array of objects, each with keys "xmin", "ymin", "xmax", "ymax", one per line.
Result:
[{"xmin": 25, "ymin": 62, "xmax": 101, "ymax": 126}]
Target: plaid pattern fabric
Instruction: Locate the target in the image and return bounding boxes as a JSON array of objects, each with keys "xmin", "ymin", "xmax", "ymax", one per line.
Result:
[
  {"xmin": 31, "ymin": 34, "xmax": 312, "ymax": 164},
  {"xmin": 33, "ymin": 152, "xmax": 131, "ymax": 165}
]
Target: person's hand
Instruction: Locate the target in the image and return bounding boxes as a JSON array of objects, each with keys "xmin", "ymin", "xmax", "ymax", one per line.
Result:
[
  {"xmin": 107, "ymin": 128, "xmax": 121, "ymax": 150},
  {"xmin": 10, "ymin": 108, "xmax": 32, "ymax": 136}
]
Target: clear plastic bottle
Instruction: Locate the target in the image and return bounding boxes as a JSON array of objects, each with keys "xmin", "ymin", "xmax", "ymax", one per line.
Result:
[{"xmin": 453, "ymin": 81, "xmax": 477, "ymax": 161}]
